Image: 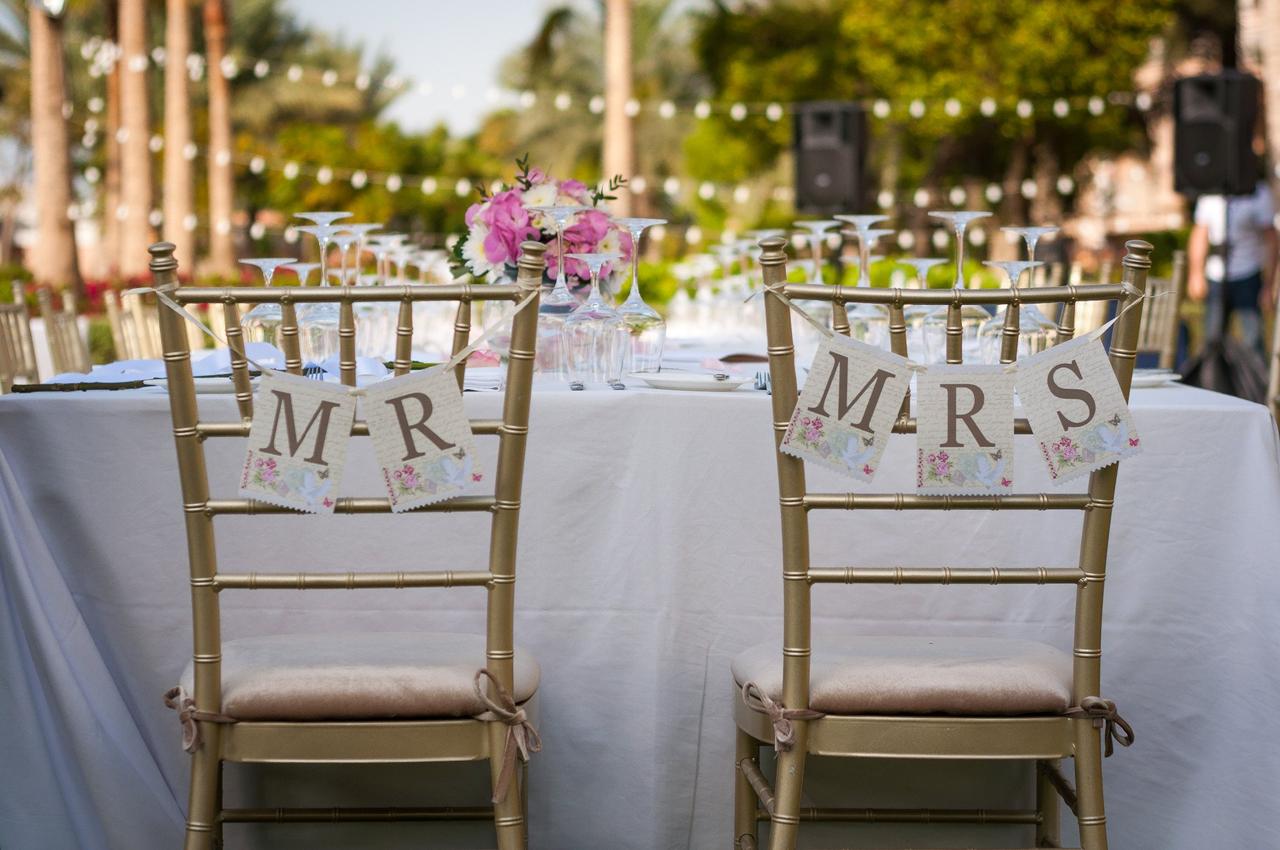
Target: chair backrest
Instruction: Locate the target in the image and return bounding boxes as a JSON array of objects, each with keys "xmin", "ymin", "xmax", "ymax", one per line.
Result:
[
  {"xmin": 37, "ymin": 287, "xmax": 91, "ymax": 374},
  {"xmin": 1135, "ymin": 250, "xmax": 1185, "ymax": 370},
  {"xmin": 106, "ymin": 288, "xmax": 168, "ymax": 360},
  {"xmin": 0, "ymin": 283, "xmax": 39, "ymax": 392},
  {"xmin": 758, "ymin": 236, "xmax": 1152, "ymax": 714},
  {"xmin": 150, "ymin": 239, "xmax": 545, "ymax": 723}
]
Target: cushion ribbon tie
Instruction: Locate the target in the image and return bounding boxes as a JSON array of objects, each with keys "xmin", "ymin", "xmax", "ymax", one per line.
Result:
[
  {"xmin": 1065, "ymin": 696, "xmax": 1135, "ymax": 757},
  {"xmin": 473, "ymin": 668, "xmax": 541, "ymax": 803},
  {"xmin": 740, "ymin": 681, "xmax": 824, "ymax": 752},
  {"xmin": 163, "ymin": 686, "xmax": 236, "ymax": 754}
]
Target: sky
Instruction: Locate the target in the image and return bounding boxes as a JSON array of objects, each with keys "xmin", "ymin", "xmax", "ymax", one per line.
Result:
[{"xmin": 283, "ymin": 0, "xmax": 560, "ymax": 135}]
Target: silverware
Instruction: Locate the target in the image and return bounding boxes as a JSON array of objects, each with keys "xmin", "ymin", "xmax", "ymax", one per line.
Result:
[
  {"xmin": 713, "ymin": 372, "xmax": 730, "ymax": 381},
  {"xmin": 608, "ymin": 380, "xmax": 626, "ymax": 391},
  {"xmin": 303, "ymin": 365, "xmax": 326, "ymax": 381},
  {"xmin": 569, "ymin": 381, "xmax": 585, "ymax": 391}
]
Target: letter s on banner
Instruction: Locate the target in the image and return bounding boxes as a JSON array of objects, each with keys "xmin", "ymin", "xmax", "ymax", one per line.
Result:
[
  {"xmin": 363, "ymin": 367, "xmax": 484, "ymax": 512},
  {"xmin": 1016, "ymin": 335, "xmax": 1142, "ymax": 484},
  {"xmin": 781, "ymin": 334, "xmax": 911, "ymax": 481},
  {"xmin": 240, "ymin": 371, "xmax": 357, "ymax": 514}
]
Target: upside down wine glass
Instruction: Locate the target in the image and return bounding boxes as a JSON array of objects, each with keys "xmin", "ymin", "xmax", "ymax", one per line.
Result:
[
  {"xmin": 529, "ymin": 205, "xmax": 589, "ymax": 378},
  {"xmin": 294, "ymin": 224, "xmax": 348, "ymax": 366},
  {"xmin": 794, "ymin": 220, "xmax": 840, "ymax": 285},
  {"xmin": 616, "ymin": 217, "xmax": 668, "ymax": 373},
  {"xmin": 562, "ymin": 252, "xmax": 626, "ymax": 387},
  {"xmin": 240, "ymin": 258, "xmax": 297, "ymax": 350},
  {"xmin": 848, "ymin": 227, "xmax": 895, "ymax": 347},
  {"xmin": 899, "ymin": 257, "xmax": 949, "ymax": 354},
  {"xmin": 978, "ymin": 260, "xmax": 1057, "ymax": 363},
  {"xmin": 921, "ymin": 210, "xmax": 992, "ymax": 363}
]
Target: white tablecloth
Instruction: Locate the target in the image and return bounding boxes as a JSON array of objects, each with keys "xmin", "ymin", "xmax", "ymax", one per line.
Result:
[{"xmin": 1, "ymin": 382, "xmax": 1277, "ymax": 849}]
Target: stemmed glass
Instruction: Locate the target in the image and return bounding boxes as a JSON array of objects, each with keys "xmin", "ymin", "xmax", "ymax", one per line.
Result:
[
  {"xmin": 921, "ymin": 210, "xmax": 993, "ymax": 362},
  {"xmin": 529, "ymin": 205, "xmax": 589, "ymax": 377},
  {"xmin": 295, "ymin": 211, "xmax": 352, "ymax": 227},
  {"xmin": 978, "ymin": 260, "xmax": 1057, "ymax": 363},
  {"xmin": 899, "ymin": 257, "xmax": 949, "ymax": 352},
  {"xmin": 239, "ymin": 258, "xmax": 296, "ymax": 349},
  {"xmin": 283, "ymin": 262, "xmax": 319, "ymax": 286},
  {"xmin": 616, "ymin": 217, "xmax": 667, "ymax": 373},
  {"xmin": 341, "ymin": 223, "xmax": 382, "ymax": 276},
  {"xmin": 846, "ymin": 227, "xmax": 894, "ymax": 346},
  {"xmin": 331, "ymin": 231, "xmax": 358, "ymax": 285},
  {"xmin": 794, "ymin": 220, "xmax": 839, "ymax": 285},
  {"xmin": 294, "ymin": 222, "xmax": 345, "ymax": 291},
  {"xmin": 562, "ymin": 252, "xmax": 626, "ymax": 388}
]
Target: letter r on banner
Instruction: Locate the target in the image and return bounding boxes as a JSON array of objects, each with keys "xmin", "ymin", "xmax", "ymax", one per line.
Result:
[{"xmin": 916, "ymin": 365, "xmax": 1015, "ymax": 494}]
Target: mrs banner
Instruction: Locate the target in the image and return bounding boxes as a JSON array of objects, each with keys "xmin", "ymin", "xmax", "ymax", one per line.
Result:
[
  {"xmin": 782, "ymin": 333, "xmax": 1142, "ymax": 490},
  {"xmin": 781, "ymin": 334, "xmax": 911, "ymax": 481}
]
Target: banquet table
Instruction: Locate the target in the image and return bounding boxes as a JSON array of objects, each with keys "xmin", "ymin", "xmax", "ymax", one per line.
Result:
[{"xmin": 1, "ymin": 379, "xmax": 1277, "ymax": 850}]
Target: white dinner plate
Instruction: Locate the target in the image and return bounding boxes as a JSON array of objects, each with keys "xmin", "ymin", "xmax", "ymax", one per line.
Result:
[
  {"xmin": 1130, "ymin": 369, "xmax": 1180, "ymax": 389},
  {"xmin": 145, "ymin": 376, "xmax": 257, "ymax": 394},
  {"xmin": 632, "ymin": 372, "xmax": 753, "ymax": 392}
]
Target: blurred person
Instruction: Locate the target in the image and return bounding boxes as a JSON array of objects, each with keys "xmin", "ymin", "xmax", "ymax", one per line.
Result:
[{"xmin": 1187, "ymin": 180, "xmax": 1276, "ymax": 356}]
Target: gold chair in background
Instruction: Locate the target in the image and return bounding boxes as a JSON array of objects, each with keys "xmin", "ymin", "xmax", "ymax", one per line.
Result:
[
  {"xmin": 1135, "ymin": 250, "xmax": 1185, "ymax": 370},
  {"xmin": 105, "ymin": 287, "xmax": 165, "ymax": 360},
  {"xmin": 0, "ymin": 282, "xmax": 39, "ymax": 392},
  {"xmin": 733, "ymin": 237, "xmax": 1151, "ymax": 850},
  {"xmin": 151, "ymin": 239, "xmax": 546, "ymax": 850},
  {"xmin": 36, "ymin": 286, "xmax": 91, "ymax": 374}
]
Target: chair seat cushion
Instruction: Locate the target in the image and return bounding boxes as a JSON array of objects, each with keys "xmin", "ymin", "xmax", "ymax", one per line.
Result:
[
  {"xmin": 180, "ymin": 632, "xmax": 539, "ymax": 721},
  {"xmin": 732, "ymin": 636, "xmax": 1071, "ymax": 716}
]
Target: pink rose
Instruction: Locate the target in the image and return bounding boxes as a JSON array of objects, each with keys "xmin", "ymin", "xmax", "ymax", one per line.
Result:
[{"xmin": 558, "ymin": 179, "xmax": 590, "ymax": 203}]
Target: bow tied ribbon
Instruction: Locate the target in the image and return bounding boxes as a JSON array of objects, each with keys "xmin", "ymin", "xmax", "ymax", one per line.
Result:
[
  {"xmin": 163, "ymin": 687, "xmax": 236, "ymax": 753},
  {"xmin": 740, "ymin": 681, "xmax": 824, "ymax": 752},
  {"xmin": 473, "ymin": 669, "xmax": 542, "ymax": 803},
  {"xmin": 1066, "ymin": 696, "xmax": 1135, "ymax": 757}
]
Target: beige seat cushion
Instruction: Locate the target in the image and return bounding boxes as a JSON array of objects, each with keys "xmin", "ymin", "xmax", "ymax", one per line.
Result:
[
  {"xmin": 180, "ymin": 632, "xmax": 539, "ymax": 721},
  {"xmin": 732, "ymin": 636, "xmax": 1071, "ymax": 716}
]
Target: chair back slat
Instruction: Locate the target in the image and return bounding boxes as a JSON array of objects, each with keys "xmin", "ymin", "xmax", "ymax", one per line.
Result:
[
  {"xmin": 149, "ymin": 239, "xmax": 547, "ymax": 722},
  {"xmin": 394, "ymin": 299, "xmax": 413, "ymax": 376},
  {"xmin": 338, "ymin": 299, "xmax": 356, "ymax": 387},
  {"xmin": 886, "ymin": 302, "xmax": 910, "ymax": 420},
  {"xmin": 832, "ymin": 297, "xmax": 851, "ymax": 336},
  {"xmin": 945, "ymin": 301, "xmax": 962, "ymax": 363},
  {"xmin": 999, "ymin": 299, "xmax": 1021, "ymax": 364},
  {"xmin": 1135, "ymin": 249, "xmax": 1184, "ymax": 369},
  {"xmin": 222, "ymin": 300, "xmax": 254, "ymax": 419},
  {"xmin": 756, "ymin": 236, "xmax": 1153, "ymax": 713},
  {"xmin": 278, "ymin": 301, "xmax": 303, "ymax": 375},
  {"xmin": 452, "ymin": 297, "xmax": 473, "ymax": 390},
  {"xmin": 0, "ymin": 284, "xmax": 38, "ymax": 391},
  {"xmin": 1058, "ymin": 295, "xmax": 1078, "ymax": 342},
  {"xmin": 38, "ymin": 287, "xmax": 91, "ymax": 374}
]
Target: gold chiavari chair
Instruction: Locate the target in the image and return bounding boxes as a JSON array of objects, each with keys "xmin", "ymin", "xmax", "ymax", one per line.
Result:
[
  {"xmin": 106, "ymin": 287, "xmax": 170, "ymax": 359},
  {"xmin": 0, "ymin": 283, "xmax": 39, "ymax": 392},
  {"xmin": 733, "ymin": 237, "xmax": 1152, "ymax": 850},
  {"xmin": 150, "ymin": 239, "xmax": 546, "ymax": 850},
  {"xmin": 36, "ymin": 286, "xmax": 91, "ymax": 374},
  {"xmin": 1135, "ymin": 250, "xmax": 1185, "ymax": 370}
]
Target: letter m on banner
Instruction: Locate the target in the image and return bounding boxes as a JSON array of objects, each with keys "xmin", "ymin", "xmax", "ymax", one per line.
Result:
[
  {"xmin": 240, "ymin": 371, "xmax": 357, "ymax": 514},
  {"xmin": 781, "ymin": 335, "xmax": 911, "ymax": 481}
]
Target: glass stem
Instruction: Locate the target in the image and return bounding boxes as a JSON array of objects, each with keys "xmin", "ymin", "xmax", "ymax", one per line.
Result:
[
  {"xmin": 629, "ymin": 233, "xmax": 641, "ymax": 303},
  {"xmin": 954, "ymin": 226, "xmax": 966, "ymax": 290},
  {"xmin": 556, "ymin": 221, "xmax": 567, "ymax": 289},
  {"xmin": 859, "ymin": 236, "xmax": 870, "ymax": 288},
  {"xmin": 813, "ymin": 239, "xmax": 823, "ymax": 285}
]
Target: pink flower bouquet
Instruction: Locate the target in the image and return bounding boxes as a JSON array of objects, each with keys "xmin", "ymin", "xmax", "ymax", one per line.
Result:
[{"xmin": 453, "ymin": 156, "xmax": 630, "ymax": 285}]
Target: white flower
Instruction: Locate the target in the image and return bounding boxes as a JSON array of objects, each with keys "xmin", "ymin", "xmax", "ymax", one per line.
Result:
[
  {"xmin": 523, "ymin": 182, "xmax": 557, "ymax": 210},
  {"xmin": 462, "ymin": 223, "xmax": 495, "ymax": 278}
]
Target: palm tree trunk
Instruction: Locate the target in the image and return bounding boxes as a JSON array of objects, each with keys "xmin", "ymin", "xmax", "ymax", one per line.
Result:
[
  {"xmin": 118, "ymin": 0, "xmax": 154, "ymax": 277},
  {"xmin": 102, "ymin": 0, "xmax": 121, "ymax": 278},
  {"xmin": 27, "ymin": 4, "xmax": 82, "ymax": 292},
  {"xmin": 603, "ymin": 0, "xmax": 633, "ymax": 216},
  {"xmin": 204, "ymin": 0, "xmax": 236, "ymax": 276},
  {"xmin": 164, "ymin": 0, "xmax": 195, "ymax": 271}
]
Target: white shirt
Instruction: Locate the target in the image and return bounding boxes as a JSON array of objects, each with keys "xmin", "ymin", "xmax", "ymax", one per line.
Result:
[{"xmin": 1194, "ymin": 183, "xmax": 1275, "ymax": 281}]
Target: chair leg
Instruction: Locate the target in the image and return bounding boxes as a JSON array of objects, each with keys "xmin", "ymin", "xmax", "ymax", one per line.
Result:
[
  {"xmin": 488, "ymin": 721, "xmax": 528, "ymax": 850},
  {"xmin": 212, "ymin": 761, "xmax": 224, "ymax": 850},
  {"xmin": 1074, "ymin": 724, "xmax": 1109, "ymax": 850},
  {"xmin": 183, "ymin": 743, "xmax": 221, "ymax": 850},
  {"xmin": 766, "ymin": 745, "xmax": 807, "ymax": 850},
  {"xmin": 734, "ymin": 728, "xmax": 760, "ymax": 849},
  {"xmin": 1036, "ymin": 759, "xmax": 1061, "ymax": 847}
]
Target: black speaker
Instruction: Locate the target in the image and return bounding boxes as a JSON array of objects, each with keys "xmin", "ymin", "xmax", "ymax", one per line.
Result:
[
  {"xmin": 793, "ymin": 101, "xmax": 866, "ymax": 214},
  {"xmin": 1174, "ymin": 71, "xmax": 1260, "ymax": 196}
]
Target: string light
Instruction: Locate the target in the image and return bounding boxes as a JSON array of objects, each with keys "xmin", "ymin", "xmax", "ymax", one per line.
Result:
[
  {"xmin": 659, "ymin": 100, "xmax": 676, "ymax": 119},
  {"xmin": 944, "ymin": 98, "xmax": 962, "ymax": 117},
  {"xmin": 980, "ymin": 97, "xmax": 997, "ymax": 116},
  {"xmin": 766, "ymin": 103, "xmax": 783, "ymax": 121}
]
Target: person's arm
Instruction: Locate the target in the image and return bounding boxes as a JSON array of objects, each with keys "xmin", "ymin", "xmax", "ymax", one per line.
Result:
[
  {"xmin": 1187, "ymin": 223, "xmax": 1210, "ymax": 301},
  {"xmin": 1262, "ymin": 226, "xmax": 1276, "ymax": 310}
]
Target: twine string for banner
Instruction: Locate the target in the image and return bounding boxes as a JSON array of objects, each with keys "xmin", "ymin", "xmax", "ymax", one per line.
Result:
[
  {"xmin": 473, "ymin": 668, "xmax": 542, "ymax": 804},
  {"xmin": 127, "ymin": 280, "xmax": 540, "ymax": 392}
]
